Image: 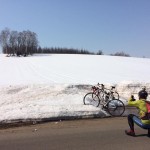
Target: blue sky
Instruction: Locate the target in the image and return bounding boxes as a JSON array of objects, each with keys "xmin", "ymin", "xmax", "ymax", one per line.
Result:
[{"xmin": 0, "ymin": 0, "xmax": 150, "ymax": 57}]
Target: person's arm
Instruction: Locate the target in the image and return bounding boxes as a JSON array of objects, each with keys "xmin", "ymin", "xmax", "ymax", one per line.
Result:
[{"xmin": 128, "ymin": 96, "xmax": 138, "ymax": 107}]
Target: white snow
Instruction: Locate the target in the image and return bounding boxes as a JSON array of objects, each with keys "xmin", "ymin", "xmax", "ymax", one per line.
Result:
[{"xmin": 0, "ymin": 54, "xmax": 150, "ymax": 123}]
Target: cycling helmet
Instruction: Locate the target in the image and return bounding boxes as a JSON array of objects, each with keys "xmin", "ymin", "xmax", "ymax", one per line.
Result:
[{"xmin": 138, "ymin": 89, "xmax": 148, "ymax": 99}]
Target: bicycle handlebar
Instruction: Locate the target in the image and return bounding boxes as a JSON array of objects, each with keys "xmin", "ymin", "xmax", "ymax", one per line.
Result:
[
  {"xmin": 97, "ymin": 83, "xmax": 116, "ymax": 91},
  {"xmin": 111, "ymin": 86, "xmax": 116, "ymax": 89},
  {"xmin": 97, "ymin": 83, "xmax": 104, "ymax": 88}
]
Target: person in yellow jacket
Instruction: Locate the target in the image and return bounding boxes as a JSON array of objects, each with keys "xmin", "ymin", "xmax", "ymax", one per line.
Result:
[{"xmin": 125, "ymin": 87, "xmax": 150, "ymax": 137}]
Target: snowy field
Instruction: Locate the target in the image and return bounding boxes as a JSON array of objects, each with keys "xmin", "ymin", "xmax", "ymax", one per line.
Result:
[{"xmin": 0, "ymin": 54, "xmax": 150, "ymax": 123}]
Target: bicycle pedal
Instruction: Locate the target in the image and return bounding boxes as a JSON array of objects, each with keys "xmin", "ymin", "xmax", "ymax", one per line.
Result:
[
  {"xmin": 102, "ymin": 105, "xmax": 107, "ymax": 110},
  {"xmin": 103, "ymin": 104, "xmax": 107, "ymax": 108}
]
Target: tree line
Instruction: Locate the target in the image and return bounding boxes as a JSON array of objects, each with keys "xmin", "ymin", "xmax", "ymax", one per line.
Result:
[
  {"xmin": 37, "ymin": 47, "xmax": 97, "ymax": 55},
  {"xmin": 0, "ymin": 28, "xmax": 130, "ymax": 57},
  {"xmin": 0, "ymin": 28, "xmax": 38, "ymax": 56}
]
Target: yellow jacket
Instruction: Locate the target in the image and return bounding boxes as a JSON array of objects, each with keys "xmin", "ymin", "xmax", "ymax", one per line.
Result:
[{"xmin": 128, "ymin": 98, "xmax": 150, "ymax": 124}]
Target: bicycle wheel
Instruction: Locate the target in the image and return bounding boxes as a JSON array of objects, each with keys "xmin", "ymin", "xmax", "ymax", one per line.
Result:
[
  {"xmin": 106, "ymin": 99, "xmax": 125, "ymax": 116},
  {"xmin": 83, "ymin": 92, "xmax": 100, "ymax": 107}
]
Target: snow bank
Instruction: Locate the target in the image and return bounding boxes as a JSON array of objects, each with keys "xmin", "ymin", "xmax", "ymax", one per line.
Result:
[{"xmin": 0, "ymin": 83, "xmax": 149, "ymax": 123}]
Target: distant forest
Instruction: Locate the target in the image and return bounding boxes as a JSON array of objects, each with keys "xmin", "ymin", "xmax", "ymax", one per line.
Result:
[
  {"xmin": 37, "ymin": 47, "xmax": 96, "ymax": 55},
  {"xmin": 0, "ymin": 28, "xmax": 129, "ymax": 57}
]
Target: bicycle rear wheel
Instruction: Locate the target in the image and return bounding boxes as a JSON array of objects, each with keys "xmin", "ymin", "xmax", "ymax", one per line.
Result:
[
  {"xmin": 83, "ymin": 92, "xmax": 100, "ymax": 107},
  {"xmin": 106, "ymin": 99, "xmax": 125, "ymax": 116}
]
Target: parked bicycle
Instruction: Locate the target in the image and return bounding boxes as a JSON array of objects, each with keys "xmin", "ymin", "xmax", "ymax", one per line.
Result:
[
  {"xmin": 83, "ymin": 83, "xmax": 119, "ymax": 106},
  {"xmin": 83, "ymin": 83, "xmax": 125, "ymax": 116},
  {"xmin": 98, "ymin": 83, "xmax": 119, "ymax": 99}
]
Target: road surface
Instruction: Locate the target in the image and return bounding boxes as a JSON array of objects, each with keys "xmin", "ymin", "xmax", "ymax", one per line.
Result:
[{"xmin": 0, "ymin": 117, "xmax": 149, "ymax": 150}]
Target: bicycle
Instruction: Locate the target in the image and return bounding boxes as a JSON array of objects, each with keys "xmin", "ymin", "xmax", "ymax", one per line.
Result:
[
  {"xmin": 83, "ymin": 83, "xmax": 119, "ymax": 106},
  {"xmin": 97, "ymin": 83, "xmax": 119, "ymax": 100},
  {"xmin": 83, "ymin": 83, "xmax": 125, "ymax": 116},
  {"xmin": 83, "ymin": 84, "xmax": 102, "ymax": 107}
]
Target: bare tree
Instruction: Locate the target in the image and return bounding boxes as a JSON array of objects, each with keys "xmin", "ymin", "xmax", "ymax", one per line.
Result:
[
  {"xmin": 20, "ymin": 30, "xmax": 38, "ymax": 56},
  {"xmin": 9, "ymin": 30, "xmax": 18, "ymax": 55},
  {"xmin": 111, "ymin": 51, "xmax": 130, "ymax": 57},
  {"xmin": 29, "ymin": 31, "xmax": 38, "ymax": 54},
  {"xmin": 97, "ymin": 50, "xmax": 103, "ymax": 55},
  {"xmin": 0, "ymin": 28, "xmax": 10, "ymax": 54},
  {"xmin": 17, "ymin": 32, "xmax": 23, "ymax": 55}
]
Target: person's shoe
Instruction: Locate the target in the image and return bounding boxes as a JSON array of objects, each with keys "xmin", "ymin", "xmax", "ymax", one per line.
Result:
[
  {"xmin": 125, "ymin": 130, "xmax": 135, "ymax": 137},
  {"xmin": 147, "ymin": 129, "xmax": 150, "ymax": 137},
  {"xmin": 147, "ymin": 134, "xmax": 150, "ymax": 137}
]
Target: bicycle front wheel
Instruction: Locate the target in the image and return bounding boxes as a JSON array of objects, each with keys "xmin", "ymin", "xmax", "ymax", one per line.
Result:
[
  {"xmin": 83, "ymin": 92, "xmax": 100, "ymax": 107},
  {"xmin": 106, "ymin": 99, "xmax": 125, "ymax": 116}
]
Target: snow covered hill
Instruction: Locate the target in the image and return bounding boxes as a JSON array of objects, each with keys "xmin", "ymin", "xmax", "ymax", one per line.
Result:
[{"xmin": 1, "ymin": 54, "xmax": 150, "ymax": 85}]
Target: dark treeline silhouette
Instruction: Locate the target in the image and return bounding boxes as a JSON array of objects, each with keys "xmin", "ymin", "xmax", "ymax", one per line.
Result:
[
  {"xmin": 0, "ymin": 28, "xmax": 102, "ymax": 56},
  {"xmin": 110, "ymin": 51, "xmax": 130, "ymax": 57},
  {"xmin": 0, "ymin": 28, "xmax": 132, "ymax": 57},
  {"xmin": 37, "ymin": 47, "xmax": 95, "ymax": 55},
  {"xmin": 0, "ymin": 28, "xmax": 38, "ymax": 56}
]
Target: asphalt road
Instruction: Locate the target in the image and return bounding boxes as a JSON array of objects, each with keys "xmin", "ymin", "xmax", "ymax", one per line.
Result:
[{"xmin": 0, "ymin": 117, "xmax": 149, "ymax": 150}]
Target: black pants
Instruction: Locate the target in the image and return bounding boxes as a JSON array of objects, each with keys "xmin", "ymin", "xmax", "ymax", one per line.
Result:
[
  {"xmin": 128, "ymin": 114, "xmax": 150, "ymax": 135},
  {"xmin": 127, "ymin": 114, "xmax": 135, "ymax": 131}
]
